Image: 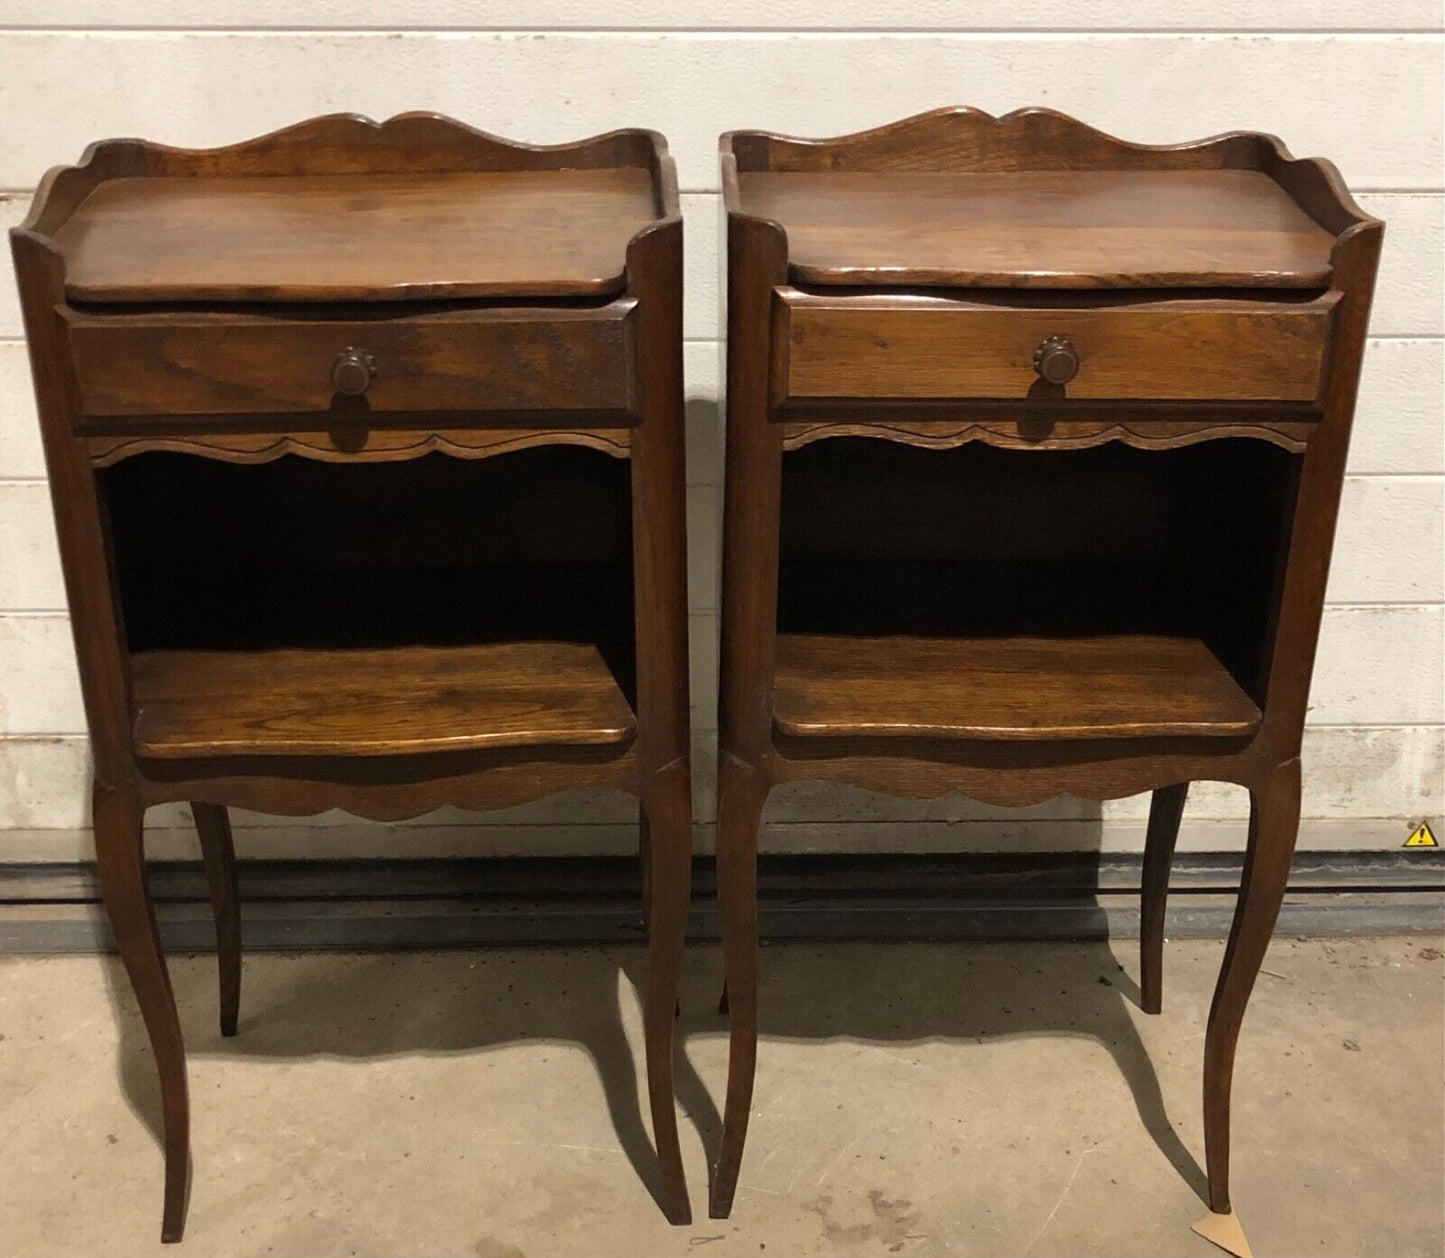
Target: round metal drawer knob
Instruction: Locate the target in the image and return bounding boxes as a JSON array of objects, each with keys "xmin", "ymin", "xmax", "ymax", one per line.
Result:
[
  {"xmin": 332, "ymin": 347, "xmax": 377, "ymax": 396},
  {"xmin": 1033, "ymin": 334, "xmax": 1080, "ymax": 386}
]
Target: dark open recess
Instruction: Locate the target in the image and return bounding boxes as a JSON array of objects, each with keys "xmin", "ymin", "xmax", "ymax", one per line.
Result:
[
  {"xmin": 778, "ymin": 437, "xmax": 1298, "ymax": 705},
  {"xmin": 98, "ymin": 447, "xmax": 639, "ymax": 709}
]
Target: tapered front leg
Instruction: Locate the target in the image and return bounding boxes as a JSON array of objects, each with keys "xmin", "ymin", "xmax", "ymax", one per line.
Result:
[
  {"xmin": 94, "ymin": 784, "xmax": 190, "ymax": 1243},
  {"xmin": 640, "ymin": 763, "xmax": 693, "ymax": 1224},
  {"xmin": 1139, "ymin": 782, "xmax": 1189, "ymax": 1014},
  {"xmin": 710, "ymin": 753, "xmax": 770, "ymax": 1220},
  {"xmin": 1204, "ymin": 758, "xmax": 1300, "ymax": 1214},
  {"xmin": 191, "ymin": 802, "xmax": 241, "ymax": 1037}
]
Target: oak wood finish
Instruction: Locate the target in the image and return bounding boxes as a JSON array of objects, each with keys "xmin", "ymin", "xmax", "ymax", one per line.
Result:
[
  {"xmin": 773, "ymin": 288, "xmax": 1335, "ymax": 404},
  {"xmin": 714, "ymin": 108, "xmax": 1381, "ymax": 1223},
  {"xmin": 12, "ymin": 113, "xmax": 693, "ymax": 1238},
  {"xmin": 93, "ymin": 783, "xmax": 189, "ymax": 1243},
  {"xmin": 56, "ymin": 168, "xmax": 656, "ymax": 303},
  {"xmin": 1206, "ymin": 757, "xmax": 1301, "ymax": 1212},
  {"xmin": 738, "ymin": 170, "xmax": 1336, "ymax": 290},
  {"xmin": 1140, "ymin": 782, "xmax": 1190, "ymax": 1016},
  {"xmin": 65, "ymin": 301, "xmax": 638, "ymax": 418},
  {"xmin": 190, "ymin": 802, "xmax": 240, "ymax": 1037},
  {"xmin": 84, "ymin": 427, "xmax": 635, "ymax": 467},
  {"xmin": 773, "ymin": 634, "xmax": 1262, "ymax": 741},
  {"xmin": 131, "ymin": 643, "xmax": 638, "ymax": 759},
  {"xmin": 779, "ymin": 416, "xmax": 1316, "ymax": 455}
]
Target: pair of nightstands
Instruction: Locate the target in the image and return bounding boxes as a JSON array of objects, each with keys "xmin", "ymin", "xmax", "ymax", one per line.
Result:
[{"xmin": 13, "ymin": 110, "xmax": 1379, "ymax": 1252}]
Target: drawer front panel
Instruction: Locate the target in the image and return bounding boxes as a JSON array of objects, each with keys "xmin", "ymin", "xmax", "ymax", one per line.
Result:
[
  {"xmin": 65, "ymin": 302, "xmax": 637, "ymax": 419},
  {"xmin": 773, "ymin": 290, "xmax": 1337, "ymax": 406}
]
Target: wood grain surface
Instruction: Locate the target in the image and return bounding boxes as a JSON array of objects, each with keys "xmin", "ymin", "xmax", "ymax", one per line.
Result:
[
  {"xmin": 130, "ymin": 642, "xmax": 638, "ymax": 759},
  {"xmin": 65, "ymin": 301, "xmax": 637, "ymax": 418},
  {"xmin": 774, "ymin": 289, "xmax": 1335, "ymax": 404},
  {"xmin": 55, "ymin": 169, "xmax": 658, "ymax": 302},
  {"xmin": 772, "ymin": 633, "xmax": 1263, "ymax": 741},
  {"xmin": 711, "ymin": 106, "xmax": 1381, "ymax": 1220},
  {"xmin": 739, "ymin": 170, "xmax": 1337, "ymax": 290},
  {"xmin": 84, "ymin": 427, "xmax": 634, "ymax": 466},
  {"xmin": 13, "ymin": 112, "xmax": 695, "ymax": 1238}
]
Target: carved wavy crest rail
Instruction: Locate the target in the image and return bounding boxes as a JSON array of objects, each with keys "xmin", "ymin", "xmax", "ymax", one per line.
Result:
[
  {"xmin": 725, "ymin": 106, "xmax": 1374, "ymax": 238},
  {"xmin": 20, "ymin": 112, "xmax": 671, "ymax": 239}
]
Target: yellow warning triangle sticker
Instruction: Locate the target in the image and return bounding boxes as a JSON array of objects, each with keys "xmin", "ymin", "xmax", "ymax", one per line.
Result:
[{"xmin": 1404, "ymin": 821, "xmax": 1439, "ymax": 848}]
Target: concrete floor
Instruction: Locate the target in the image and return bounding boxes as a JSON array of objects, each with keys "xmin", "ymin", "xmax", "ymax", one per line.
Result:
[{"xmin": 0, "ymin": 937, "xmax": 1440, "ymax": 1258}]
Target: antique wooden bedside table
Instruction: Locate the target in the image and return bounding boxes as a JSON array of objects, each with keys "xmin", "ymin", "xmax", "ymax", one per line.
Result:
[
  {"xmin": 11, "ymin": 113, "xmax": 695, "ymax": 1240},
  {"xmin": 712, "ymin": 109, "xmax": 1380, "ymax": 1249}
]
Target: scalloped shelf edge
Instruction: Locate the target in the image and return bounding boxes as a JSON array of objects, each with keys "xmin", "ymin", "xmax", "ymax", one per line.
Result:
[
  {"xmin": 85, "ymin": 427, "xmax": 633, "ymax": 468},
  {"xmin": 780, "ymin": 420, "xmax": 1312, "ymax": 455}
]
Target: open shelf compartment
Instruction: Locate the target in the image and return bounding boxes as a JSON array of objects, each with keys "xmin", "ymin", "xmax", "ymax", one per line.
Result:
[
  {"xmin": 775, "ymin": 438, "xmax": 1293, "ymax": 742},
  {"xmin": 98, "ymin": 446, "xmax": 637, "ymax": 759}
]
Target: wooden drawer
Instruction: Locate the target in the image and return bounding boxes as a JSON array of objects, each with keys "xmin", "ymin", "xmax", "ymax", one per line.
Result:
[
  {"xmin": 771, "ymin": 288, "xmax": 1337, "ymax": 407},
  {"xmin": 63, "ymin": 300, "xmax": 638, "ymax": 420}
]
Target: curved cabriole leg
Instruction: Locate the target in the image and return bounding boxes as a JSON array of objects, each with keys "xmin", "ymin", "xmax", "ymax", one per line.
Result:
[
  {"xmin": 1139, "ymin": 782, "xmax": 1189, "ymax": 1015},
  {"xmin": 191, "ymin": 802, "xmax": 241, "ymax": 1037},
  {"xmin": 641, "ymin": 803, "xmax": 683, "ymax": 1019},
  {"xmin": 640, "ymin": 764, "xmax": 693, "ymax": 1224},
  {"xmin": 93, "ymin": 784, "xmax": 191, "ymax": 1243},
  {"xmin": 639, "ymin": 802, "xmax": 654, "ymax": 939},
  {"xmin": 710, "ymin": 753, "xmax": 769, "ymax": 1220},
  {"xmin": 1203, "ymin": 758, "xmax": 1301, "ymax": 1217}
]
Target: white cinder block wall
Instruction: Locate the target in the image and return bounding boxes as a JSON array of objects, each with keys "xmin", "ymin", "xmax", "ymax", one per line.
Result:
[{"xmin": 0, "ymin": 5, "xmax": 1440, "ymax": 862}]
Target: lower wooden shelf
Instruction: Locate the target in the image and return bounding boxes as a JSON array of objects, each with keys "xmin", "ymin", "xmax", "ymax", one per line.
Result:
[
  {"xmin": 772, "ymin": 632, "xmax": 1261, "ymax": 742},
  {"xmin": 130, "ymin": 641, "xmax": 636, "ymax": 759}
]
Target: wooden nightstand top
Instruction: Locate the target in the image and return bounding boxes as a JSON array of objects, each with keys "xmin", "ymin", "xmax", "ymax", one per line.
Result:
[
  {"xmin": 735, "ymin": 168, "xmax": 1337, "ymax": 290},
  {"xmin": 723, "ymin": 108, "xmax": 1372, "ymax": 293},
  {"xmin": 54, "ymin": 167, "xmax": 659, "ymax": 304}
]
